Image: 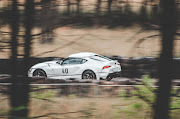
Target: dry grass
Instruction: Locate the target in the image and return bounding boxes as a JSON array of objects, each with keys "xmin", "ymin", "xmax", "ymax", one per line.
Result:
[
  {"xmin": 29, "ymin": 96, "xmax": 149, "ymax": 119},
  {"xmin": 1, "ymin": 87, "xmax": 180, "ymax": 119},
  {"xmin": 0, "ymin": 88, "xmax": 150, "ymax": 119},
  {"xmin": 31, "ymin": 26, "xmax": 161, "ymax": 58},
  {"xmin": 1, "ymin": 25, "xmax": 180, "ymax": 59}
]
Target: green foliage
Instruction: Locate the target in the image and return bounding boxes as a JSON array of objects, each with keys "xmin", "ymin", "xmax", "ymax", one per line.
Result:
[
  {"xmin": 112, "ymin": 101, "xmax": 147, "ymax": 119},
  {"xmin": 119, "ymin": 89, "xmax": 127, "ymax": 98},
  {"xmin": 30, "ymin": 87, "xmax": 57, "ymax": 100},
  {"xmin": 41, "ymin": 91, "xmax": 56, "ymax": 99},
  {"xmin": 171, "ymin": 88, "xmax": 177, "ymax": 95},
  {"xmin": 114, "ymin": 75, "xmax": 155, "ymax": 118},
  {"xmin": 80, "ymin": 102, "xmax": 96, "ymax": 119},
  {"xmin": 68, "ymin": 94, "xmax": 77, "ymax": 98},
  {"xmin": 32, "ymin": 91, "xmax": 56, "ymax": 99},
  {"xmin": 170, "ymin": 88, "xmax": 180, "ymax": 118},
  {"xmin": 132, "ymin": 75, "xmax": 180, "ymax": 118},
  {"xmin": 170, "ymin": 90, "xmax": 180, "ymax": 109},
  {"xmin": 11, "ymin": 106, "xmax": 26, "ymax": 112},
  {"xmin": 133, "ymin": 75, "xmax": 155, "ymax": 105},
  {"xmin": 131, "ymin": 103, "xmax": 142, "ymax": 110},
  {"xmin": 111, "ymin": 75, "xmax": 155, "ymax": 118}
]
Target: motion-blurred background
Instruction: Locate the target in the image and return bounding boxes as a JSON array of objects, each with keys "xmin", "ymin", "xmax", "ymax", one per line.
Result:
[
  {"xmin": 0, "ymin": 0, "xmax": 179, "ymax": 58},
  {"xmin": 0, "ymin": 0, "xmax": 180, "ymax": 119}
]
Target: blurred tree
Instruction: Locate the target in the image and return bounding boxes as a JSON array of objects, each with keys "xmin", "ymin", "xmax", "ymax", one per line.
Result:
[
  {"xmin": 41, "ymin": 0, "xmax": 56, "ymax": 43},
  {"xmin": 9, "ymin": 0, "xmax": 20, "ymax": 118},
  {"xmin": 154, "ymin": 0, "xmax": 177, "ymax": 118},
  {"xmin": 107, "ymin": 0, "xmax": 112, "ymax": 15},
  {"xmin": 67, "ymin": 0, "xmax": 71, "ymax": 15},
  {"xmin": 96, "ymin": 0, "xmax": 101, "ymax": 16},
  {"xmin": 76, "ymin": 0, "xmax": 81, "ymax": 15},
  {"xmin": 0, "ymin": 0, "xmax": 177, "ymax": 118},
  {"xmin": 9, "ymin": 0, "xmax": 34, "ymax": 118}
]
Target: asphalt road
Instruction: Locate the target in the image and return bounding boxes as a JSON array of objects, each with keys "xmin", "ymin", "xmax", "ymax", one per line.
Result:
[{"xmin": 0, "ymin": 74, "xmax": 155, "ymax": 85}]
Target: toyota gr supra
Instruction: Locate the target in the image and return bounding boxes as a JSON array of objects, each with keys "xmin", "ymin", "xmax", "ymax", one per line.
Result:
[{"xmin": 28, "ymin": 52, "xmax": 121, "ymax": 80}]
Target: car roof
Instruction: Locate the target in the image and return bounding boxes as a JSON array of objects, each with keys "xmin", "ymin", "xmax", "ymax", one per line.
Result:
[{"xmin": 68, "ymin": 52, "xmax": 98, "ymax": 58}]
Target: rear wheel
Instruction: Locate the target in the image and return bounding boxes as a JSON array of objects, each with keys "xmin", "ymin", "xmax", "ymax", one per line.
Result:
[
  {"xmin": 33, "ymin": 69, "xmax": 47, "ymax": 78},
  {"xmin": 82, "ymin": 70, "xmax": 96, "ymax": 80}
]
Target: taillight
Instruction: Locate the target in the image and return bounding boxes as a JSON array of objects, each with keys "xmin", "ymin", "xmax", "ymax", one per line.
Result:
[
  {"xmin": 117, "ymin": 63, "xmax": 120, "ymax": 65},
  {"xmin": 103, "ymin": 66, "xmax": 111, "ymax": 69}
]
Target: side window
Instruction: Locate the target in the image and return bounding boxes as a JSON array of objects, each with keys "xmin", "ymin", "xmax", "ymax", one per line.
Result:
[{"xmin": 62, "ymin": 58, "xmax": 84, "ymax": 65}]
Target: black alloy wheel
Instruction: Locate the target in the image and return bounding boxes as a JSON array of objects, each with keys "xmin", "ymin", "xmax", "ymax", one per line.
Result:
[
  {"xmin": 82, "ymin": 70, "xmax": 96, "ymax": 79},
  {"xmin": 33, "ymin": 69, "xmax": 47, "ymax": 78}
]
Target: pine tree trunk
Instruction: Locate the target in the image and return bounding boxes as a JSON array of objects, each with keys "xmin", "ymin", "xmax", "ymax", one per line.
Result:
[
  {"xmin": 9, "ymin": 0, "xmax": 34, "ymax": 118},
  {"xmin": 154, "ymin": 0, "xmax": 177, "ymax": 118},
  {"xmin": 9, "ymin": 0, "xmax": 20, "ymax": 118}
]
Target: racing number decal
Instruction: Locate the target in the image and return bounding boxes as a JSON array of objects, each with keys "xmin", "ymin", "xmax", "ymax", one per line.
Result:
[{"xmin": 62, "ymin": 68, "xmax": 68, "ymax": 74}]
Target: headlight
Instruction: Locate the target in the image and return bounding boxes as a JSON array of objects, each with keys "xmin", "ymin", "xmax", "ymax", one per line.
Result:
[{"xmin": 28, "ymin": 68, "xmax": 33, "ymax": 73}]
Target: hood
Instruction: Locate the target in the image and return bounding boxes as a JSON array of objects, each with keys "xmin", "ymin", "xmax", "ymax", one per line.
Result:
[{"xmin": 31, "ymin": 60, "xmax": 58, "ymax": 68}]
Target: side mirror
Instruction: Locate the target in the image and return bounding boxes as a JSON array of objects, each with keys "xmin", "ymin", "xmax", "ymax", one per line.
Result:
[{"xmin": 57, "ymin": 60, "xmax": 63, "ymax": 65}]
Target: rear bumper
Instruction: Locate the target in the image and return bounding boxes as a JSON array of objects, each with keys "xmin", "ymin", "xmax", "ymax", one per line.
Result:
[
  {"xmin": 107, "ymin": 72, "xmax": 121, "ymax": 78},
  {"xmin": 98, "ymin": 71, "xmax": 121, "ymax": 79}
]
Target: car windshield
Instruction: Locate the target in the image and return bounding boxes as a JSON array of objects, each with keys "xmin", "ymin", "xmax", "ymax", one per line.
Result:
[{"xmin": 90, "ymin": 55, "xmax": 112, "ymax": 62}]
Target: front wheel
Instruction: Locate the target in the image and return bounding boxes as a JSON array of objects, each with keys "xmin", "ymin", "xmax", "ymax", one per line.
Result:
[
  {"xmin": 33, "ymin": 69, "xmax": 47, "ymax": 78},
  {"xmin": 82, "ymin": 70, "xmax": 96, "ymax": 80}
]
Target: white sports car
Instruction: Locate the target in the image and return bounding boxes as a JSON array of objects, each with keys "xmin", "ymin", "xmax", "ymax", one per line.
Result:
[{"xmin": 28, "ymin": 52, "xmax": 121, "ymax": 80}]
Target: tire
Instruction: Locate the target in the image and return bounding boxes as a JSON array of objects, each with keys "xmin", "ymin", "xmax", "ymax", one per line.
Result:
[
  {"xmin": 82, "ymin": 70, "xmax": 96, "ymax": 80},
  {"xmin": 33, "ymin": 69, "xmax": 47, "ymax": 78}
]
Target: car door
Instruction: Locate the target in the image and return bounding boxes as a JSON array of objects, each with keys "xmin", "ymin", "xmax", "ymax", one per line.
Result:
[
  {"xmin": 51, "ymin": 61, "xmax": 64, "ymax": 77},
  {"xmin": 61, "ymin": 58, "xmax": 84, "ymax": 76}
]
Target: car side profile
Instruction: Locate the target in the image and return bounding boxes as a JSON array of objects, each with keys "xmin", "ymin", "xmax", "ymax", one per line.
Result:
[{"xmin": 28, "ymin": 52, "xmax": 121, "ymax": 80}]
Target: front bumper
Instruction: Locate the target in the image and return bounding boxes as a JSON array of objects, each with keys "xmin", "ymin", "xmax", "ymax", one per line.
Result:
[{"xmin": 28, "ymin": 68, "xmax": 36, "ymax": 77}]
